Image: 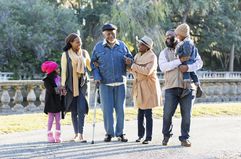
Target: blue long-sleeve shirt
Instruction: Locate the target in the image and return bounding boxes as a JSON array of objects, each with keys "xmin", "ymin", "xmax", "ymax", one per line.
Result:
[{"xmin": 91, "ymin": 39, "xmax": 133, "ymax": 84}]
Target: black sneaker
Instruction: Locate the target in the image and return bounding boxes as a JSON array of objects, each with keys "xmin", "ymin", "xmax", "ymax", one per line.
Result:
[
  {"xmin": 117, "ymin": 134, "xmax": 128, "ymax": 142},
  {"xmin": 142, "ymin": 139, "xmax": 151, "ymax": 144},
  {"xmin": 162, "ymin": 137, "xmax": 170, "ymax": 146},
  {"xmin": 135, "ymin": 137, "xmax": 142, "ymax": 142},
  {"xmin": 196, "ymin": 86, "xmax": 203, "ymax": 98},
  {"xmin": 180, "ymin": 89, "xmax": 191, "ymax": 98},
  {"xmin": 104, "ymin": 134, "xmax": 112, "ymax": 142}
]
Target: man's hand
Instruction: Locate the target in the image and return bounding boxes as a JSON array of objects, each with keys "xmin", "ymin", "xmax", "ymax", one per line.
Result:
[
  {"xmin": 93, "ymin": 61, "xmax": 99, "ymax": 67},
  {"xmin": 124, "ymin": 56, "xmax": 133, "ymax": 66},
  {"xmin": 179, "ymin": 65, "xmax": 189, "ymax": 73},
  {"xmin": 180, "ymin": 56, "xmax": 190, "ymax": 63}
]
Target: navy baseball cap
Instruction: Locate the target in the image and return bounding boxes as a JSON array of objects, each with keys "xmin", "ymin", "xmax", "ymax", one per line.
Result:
[{"xmin": 102, "ymin": 23, "xmax": 117, "ymax": 32}]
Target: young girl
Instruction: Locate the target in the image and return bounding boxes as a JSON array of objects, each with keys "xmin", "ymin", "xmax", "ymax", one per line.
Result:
[{"xmin": 41, "ymin": 61, "xmax": 64, "ymax": 143}]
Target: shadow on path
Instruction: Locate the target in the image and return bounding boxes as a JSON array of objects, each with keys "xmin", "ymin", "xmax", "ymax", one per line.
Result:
[{"xmin": 0, "ymin": 140, "xmax": 182, "ymax": 158}]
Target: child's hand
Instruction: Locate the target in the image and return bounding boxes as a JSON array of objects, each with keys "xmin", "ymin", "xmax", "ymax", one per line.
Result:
[
  {"xmin": 55, "ymin": 87, "xmax": 60, "ymax": 94},
  {"xmin": 60, "ymin": 86, "xmax": 67, "ymax": 96},
  {"xmin": 61, "ymin": 89, "xmax": 67, "ymax": 96}
]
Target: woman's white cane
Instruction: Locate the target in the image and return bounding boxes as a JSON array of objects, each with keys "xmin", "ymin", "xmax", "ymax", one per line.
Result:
[{"xmin": 91, "ymin": 83, "xmax": 99, "ymax": 144}]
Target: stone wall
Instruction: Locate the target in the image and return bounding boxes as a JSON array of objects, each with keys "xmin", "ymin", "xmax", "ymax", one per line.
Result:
[
  {"xmin": 124, "ymin": 79, "xmax": 241, "ymax": 106},
  {"xmin": 1, "ymin": 79, "xmax": 241, "ymax": 113},
  {"xmin": 195, "ymin": 79, "xmax": 241, "ymax": 103}
]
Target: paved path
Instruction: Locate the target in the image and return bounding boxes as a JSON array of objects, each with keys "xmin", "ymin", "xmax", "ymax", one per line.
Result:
[{"xmin": 0, "ymin": 117, "xmax": 241, "ymax": 159}]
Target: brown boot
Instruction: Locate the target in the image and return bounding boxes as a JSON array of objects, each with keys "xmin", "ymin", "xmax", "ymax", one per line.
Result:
[
  {"xmin": 181, "ymin": 139, "xmax": 191, "ymax": 147},
  {"xmin": 196, "ymin": 86, "xmax": 203, "ymax": 98}
]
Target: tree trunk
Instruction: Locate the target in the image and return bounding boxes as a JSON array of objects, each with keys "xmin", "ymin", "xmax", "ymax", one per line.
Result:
[
  {"xmin": 219, "ymin": 57, "xmax": 225, "ymax": 70},
  {"xmin": 229, "ymin": 44, "xmax": 235, "ymax": 72},
  {"xmin": 182, "ymin": 0, "xmax": 191, "ymax": 23}
]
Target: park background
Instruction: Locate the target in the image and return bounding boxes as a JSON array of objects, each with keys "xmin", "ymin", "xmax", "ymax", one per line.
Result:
[
  {"xmin": 0, "ymin": 0, "xmax": 241, "ymax": 79},
  {"xmin": 1, "ymin": 0, "xmax": 241, "ymax": 130},
  {"xmin": 1, "ymin": 1, "xmax": 241, "ymax": 158}
]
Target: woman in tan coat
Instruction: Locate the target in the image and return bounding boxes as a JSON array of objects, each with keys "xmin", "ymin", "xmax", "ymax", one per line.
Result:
[{"xmin": 126, "ymin": 36, "xmax": 162, "ymax": 144}]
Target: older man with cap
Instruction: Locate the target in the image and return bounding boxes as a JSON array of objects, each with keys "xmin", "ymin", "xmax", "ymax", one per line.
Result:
[
  {"xmin": 126, "ymin": 35, "xmax": 162, "ymax": 144},
  {"xmin": 158, "ymin": 29, "xmax": 203, "ymax": 147},
  {"xmin": 91, "ymin": 23, "xmax": 133, "ymax": 142}
]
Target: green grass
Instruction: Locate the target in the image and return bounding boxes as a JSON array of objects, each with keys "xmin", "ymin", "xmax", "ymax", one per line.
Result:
[{"xmin": 1, "ymin": 103, "xmax": 241, "ymax": 134}]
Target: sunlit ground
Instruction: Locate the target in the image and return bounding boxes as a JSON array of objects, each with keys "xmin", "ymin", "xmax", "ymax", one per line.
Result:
[{"xmin": 0, "ymin": 103, "xmax": 241, "ymax": 134}]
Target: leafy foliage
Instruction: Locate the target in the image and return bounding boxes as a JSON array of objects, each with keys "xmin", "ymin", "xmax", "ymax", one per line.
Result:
[
  {"xmin": 0, "ymin": 0, "xmax": 241, "ymax": 79},
  {"xmin": 0, "ymin": 0, "xmax": 79, "ymax": 79},
  {"xmin": 101, "ymin": 0, "xmax": 167, "ymax": 54}
]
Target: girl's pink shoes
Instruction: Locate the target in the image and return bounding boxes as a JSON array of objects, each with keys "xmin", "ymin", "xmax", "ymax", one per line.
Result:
[
  {"xmin": 47, "ymin": 131, "xmax": 55, "ymax": 143},
  {"xmin": 47, "ymin": 130, "xmax": 62, "ymax": 143},
  {"xmin": 55, "ymin": 130, "xmax": 62, "ymax": 143}
]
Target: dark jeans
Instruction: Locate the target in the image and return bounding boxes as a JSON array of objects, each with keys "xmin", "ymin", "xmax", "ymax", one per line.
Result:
[
  {"xmin": 162, "ymin": 88, "xmax": 195, "ymax": 141},
  {"xmin": 138, "ymin": 108, "xmax": 153, "ymax": 141},
  {"xmin": 70, "ymin": 94, "xmax": 86, "ymax": 134}
]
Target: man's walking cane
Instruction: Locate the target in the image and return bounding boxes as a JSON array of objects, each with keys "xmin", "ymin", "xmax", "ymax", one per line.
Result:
[{"xmin": 91, "ymin": 83, "xmax": 99, "ymax": 144}]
